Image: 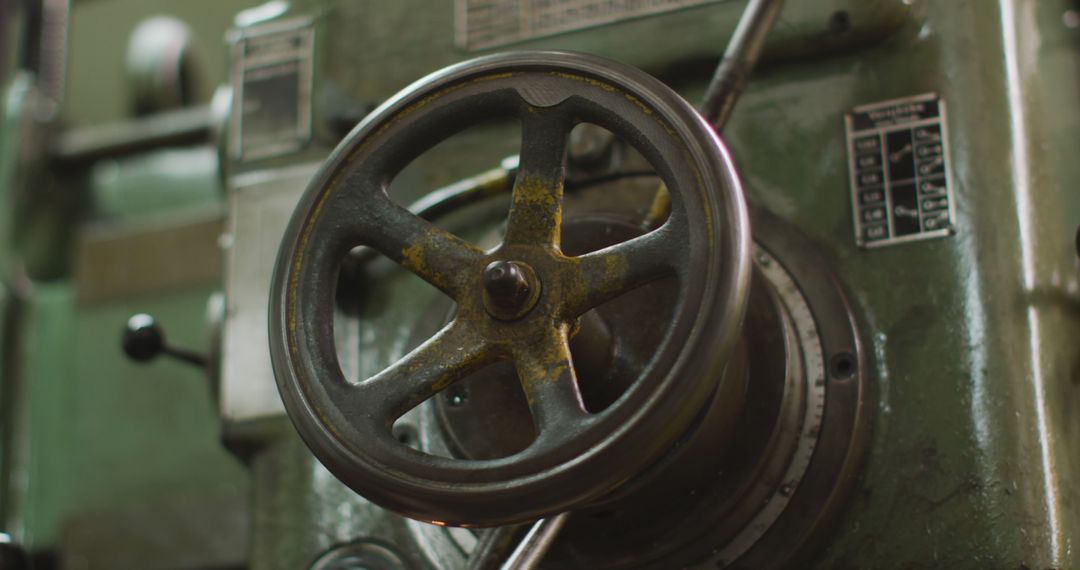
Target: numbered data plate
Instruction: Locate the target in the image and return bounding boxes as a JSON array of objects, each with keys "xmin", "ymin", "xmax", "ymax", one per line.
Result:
[{"xmin": 845, "ymin": 94, "xmax": 956, "ymax": 248}]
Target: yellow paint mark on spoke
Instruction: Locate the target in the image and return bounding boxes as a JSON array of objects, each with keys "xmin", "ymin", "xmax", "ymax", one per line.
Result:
[
  {"xmin": 400, "ymin": 233, "xmax": 452, "ymax": 291},
  {"xmin": 509, "ymin": 175, "xmax": 563, "ymax": 244}
]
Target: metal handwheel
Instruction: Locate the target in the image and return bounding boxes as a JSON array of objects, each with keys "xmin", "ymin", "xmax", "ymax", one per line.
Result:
[{"xmin": 269, "ymin": 51, "xmax": 752, "ymax": 527}]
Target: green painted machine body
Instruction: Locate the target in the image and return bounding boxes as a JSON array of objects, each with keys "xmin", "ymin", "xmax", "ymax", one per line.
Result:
[{"xmin": 1, "ymin": 0, "xmax": 1079, "ymax": 568}]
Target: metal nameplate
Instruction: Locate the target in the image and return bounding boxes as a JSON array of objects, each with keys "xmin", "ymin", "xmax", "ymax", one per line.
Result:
[
  {"xmin": 455, "ymin": 0, "xmax": 725, "ymax": 50},
  {"xmin": 229, "ymin": 19, "xmax": 314, "ymax": 162},
  {"xmin": 845, "ymin": 94, "xmax": 956, "ymax": 248}
]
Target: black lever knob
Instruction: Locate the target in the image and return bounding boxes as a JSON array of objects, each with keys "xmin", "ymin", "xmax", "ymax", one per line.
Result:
[
  {"xmin": 122, "ymin": 313, "xmax": 207, "ymax": 368},
  {"xmin": 0, "ymin": 533, "xmax": 28, "ymax": 569}
]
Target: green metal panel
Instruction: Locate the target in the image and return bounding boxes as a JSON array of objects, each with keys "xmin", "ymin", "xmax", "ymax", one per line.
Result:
[
  {"xmin": 0, "ymin": 0, "xmax": 255, "ymax": 563},
  {"xmin": 8, "ymin": 137, "xmax": 250, "ymax": 556},
  {"xmin": 3, "ymin": 105, "xmax": 246, "ymax": 563},
  {"xmin": 1, "ymin": 0, "xmax": 1075, "ymax": 566},
  {"xmin": 319, "ymin": 0, "xmax": 912, "ymax": 110},
  {"xmin": 12, "ymin": 285, "xmax": 250, "ymax": 553},
  {"xmin": 239, "ymin": 0, "xmax": 1080, "ymax": 567},
  {"xmin": 722, "ymin": 1, "xmax": 1080, "ymax": 566},
  {"xmin": 13, "ymin": 283, "xmax": 73, "ymax": 546}
]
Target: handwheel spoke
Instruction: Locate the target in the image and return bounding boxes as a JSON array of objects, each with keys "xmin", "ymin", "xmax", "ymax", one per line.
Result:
[
  {"xmin": 349, "ymin": 320, "xmax": 496, "ymax": 422},
  {"xmin": 504, "ymin": 112, "xmax": 571, "ymax": 247},
  {"xmin": 513, "ymin": 325, "xmax": 588, "ymax": 435},
  {"xmin": 363, "ymin": 192, "xmax": 485, "ymax": 300},
  {"xmin": 562, "ymin": 224, "xmax": 681, "ymax": 318}
]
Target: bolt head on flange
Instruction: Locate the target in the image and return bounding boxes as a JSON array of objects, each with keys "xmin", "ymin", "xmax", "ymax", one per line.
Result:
[{"xmin": 482, "ymin": 260, "xmax": 541, "ymax": 320}]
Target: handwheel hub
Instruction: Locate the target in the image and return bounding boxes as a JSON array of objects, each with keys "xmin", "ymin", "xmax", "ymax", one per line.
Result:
[{"xmin": 482, "ymin": 260, "xmax": 540, "ymax": 320}]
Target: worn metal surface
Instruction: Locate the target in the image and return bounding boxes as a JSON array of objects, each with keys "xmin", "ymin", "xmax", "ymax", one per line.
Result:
[
  {"xmin": 221, "ymin": 162, "xmax": 322, "ymax": 434},
  {"xmin": 268, "ymin": 2, "xmax": 1080, "ymax": 569},
  {"xmin": 270, "ymin": 51, "xmax": 752, "ymax": 526},
  {"xmin": 249, "ymin": 430, "xmax": 435, "ymax": 570},
  {"xmin": 183, "ymin": 0, "xmax": 1080, "ymax": 567},
  {"xmin": 721, "ymin": 1, "xmax": 1080, "ymax": 567},
  {"xmin": 455, "ymin": 0, "xmax": 727, "ymax": 51},
  {"xmin": 9, "ymin": 282, "xmax": 250, "ymax": 553},
  {"xmin": 322, "ymin": 0, "xmax": 911, "ymax": 112},
  {"xmin": 59, "ymin": 489, "xmax": 249, "ymax": 569},
  {"xmin": 2, "ymin": 74, "xmax": 247, "ymax": 560},
  {"xmin": 409, "ymin": 170, "xmax": 868, "ymax": 568}
]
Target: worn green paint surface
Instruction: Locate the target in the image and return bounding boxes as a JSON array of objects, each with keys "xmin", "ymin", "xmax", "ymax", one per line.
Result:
[
  {"xmin": 727, "ymin": 1, "xmax": 1080, "ymax": 567},
  {"xmin": 0, "ymin": 0, "xmax": 258, "ymax": 561},
  {"xmin": 248, "ymin": 0, "xmax": 1080, "ymax": 568},
  {"xmin": 320, "ymin": 0, "xmax": 911, "ymax": 109},
  {"xmin": 3, "ymin": 0, "xmax": 1078, "ymax": 566},
  {"xmin": 10, "ymin": 263, "xmax": 249, "ymax": 552},
  {"xmin": 1, "ymin": 77, "xmax": 247, "ymax": 565},
  {"xmin": 22, "ymin": 148, "xmax": 247, "ymax": 552}
]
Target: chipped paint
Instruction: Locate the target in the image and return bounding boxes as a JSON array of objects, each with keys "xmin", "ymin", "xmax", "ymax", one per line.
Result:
[
  {"xmin": 550, "ymin": 71, "xmax": 616, "ymax": 92},
  {"xmin": 645, "ymin": 183, "xmax": 672, "ymax": 229},
  {"xmin": 400, "ymin": 235, "xmax": 451, "ymax": 291},
  {"xmin": 516, "ymin": 324, "xmax": 577, "ymax": 409},
  {"xmin": 507, "ymin": 174, "xmax": 564, "ymax": 246}
]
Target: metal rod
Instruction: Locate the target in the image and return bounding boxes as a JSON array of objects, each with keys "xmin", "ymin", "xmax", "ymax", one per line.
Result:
[
  {"xmin": 407, "ymin": 164, "xmax": 514, "ymax": 221},
  {"xmin": 52, "ymin": 106, "xmax": 213, "ymax": 167},
  {"xmin": 163, "ymin": 346, "xmax": 209, "ymax": 369},
  {"xmin": 644, "ymin": 0, "xmax": 786, "ymax": 230},
  {"xmin": 342, "ymin": 164, "xmax": 514, "ymax": 273},
  {"xmin": 466, "ymin": 524, "xmax": 527, "ymax": 570},
  {"xmin": 699, "ymin": 0, "xmax": 787, "ymax": 130},
  {"xmin": 498, "ymin": 513, "xmax": 570, "ymax": 570}
]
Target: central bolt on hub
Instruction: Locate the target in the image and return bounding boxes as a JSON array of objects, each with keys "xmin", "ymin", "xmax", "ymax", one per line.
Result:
[{"xmin": 482, "ymin": 260, "xmax": 540, "ymax": 320}]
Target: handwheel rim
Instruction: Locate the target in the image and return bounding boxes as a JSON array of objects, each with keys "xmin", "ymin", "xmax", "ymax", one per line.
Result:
[{"xmin": 269, "ymin": 51, "xmax": 752, "ymax": 526}]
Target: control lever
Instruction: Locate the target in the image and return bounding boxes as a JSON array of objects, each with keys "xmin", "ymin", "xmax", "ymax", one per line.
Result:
[
  {"xmin": 0, "ymin": 533, "xmax": 27, "ymax": 570},
  {"xmin": 121, "ymin": 313, "xmax": 207, "ymax": 368},
  {"xmin": 466, "ymin": 523, "xmax": 526, "ymax": 570},
  {"xmin": 467, "ymin": 514, "xmax": 570, "ymax": 570},
  {"xmin": 499, "ymin": 513, "xmax": 570, "ymax": 570}
]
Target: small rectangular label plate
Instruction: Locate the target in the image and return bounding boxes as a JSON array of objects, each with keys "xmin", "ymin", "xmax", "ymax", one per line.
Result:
[
  {"xmin": 230, "ymin": 19, "xmax": 314, "ymax": 162},
  {"xmin": 845, "ymin": 94, "xmax": 956, "ymax": 248},
  {"xmin": 456, "ymin": 0, "xmax": 724, "ymax": 50}
]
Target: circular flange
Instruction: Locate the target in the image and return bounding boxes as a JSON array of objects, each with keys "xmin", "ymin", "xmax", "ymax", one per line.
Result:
[
  {"xmin": 269, "ymin": 51, "xmax": 751, "ymax": 526},
  {"xmin": 310, "ymin": 540, "xmax": 407, "ymax": 570},
  {"xmin": 415, "ymin": 223, "xmax": 871, "ymax": 568}
]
